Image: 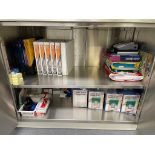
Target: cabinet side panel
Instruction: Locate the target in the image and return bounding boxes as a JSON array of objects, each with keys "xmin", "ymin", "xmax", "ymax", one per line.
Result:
[
  {"xmin": 138, "ymin": 63, "xmax": 155, "ymax": 134},
  {"xmin": 0, "ymin": 43, "xmax": 17, "ymax": 134}
]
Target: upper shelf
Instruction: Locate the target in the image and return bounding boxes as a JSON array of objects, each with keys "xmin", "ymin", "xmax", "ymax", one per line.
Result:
[
  {"xmin": 13, "ymin": 67, "xmax": 144, "ymax": 89},
  {"xmin": 1, "ymin": 20, "xmax": 155, "ymax": 27}
]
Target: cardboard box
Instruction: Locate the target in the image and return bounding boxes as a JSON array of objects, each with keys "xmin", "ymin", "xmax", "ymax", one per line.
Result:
[
  {"xmin": 55, "ymin": 42, "xmax": 62, "ymax": 76},
  {"xmin": 44, "ymin": 42, "xmax": 52, "ymax": 75},
  {"xmin": 61, "ymin": 40, "xmax": 74, "ymax": 75},
  {"xmin": 121, "ymin": 91, "xmax": 140, "ymax": 114},
  {"xmin": 33, "ymin": 42, "xmax": 42, "ymax": 74},
  {"xmin": 34, "ymin": 39, "xmax": 74, "ymax": 76},
  {"xmin": 73, "ymin": 90, "xmax": 87, "ymax": 108},
  {"xmin": 88, "ymin": 91, "xmax": 104, "ymax": 109},
  {"xmin": 35, "ymin": 99, "xmax": 50, "ymax": 116},
  {"xmin": 50, "ymin": 42, "xmax": 57, "ymax": 75},
  {"xmin": 40, "ymin": 42, "xmax": 47, "ymax": 75},
  {"xmin": 105, "ymin": 91, "xmax": 123, "ymax": 112}
]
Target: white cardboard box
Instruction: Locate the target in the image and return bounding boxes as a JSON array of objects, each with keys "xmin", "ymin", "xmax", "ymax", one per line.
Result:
[
  {"xmin": 33, "ymin": 42, "xmax": 42, "ymax": 75},
  {"xmin": 73, "ymin": 90, "xmax": 87, "ymax": 108},
  {"xmin": 88, "ymin": 91, "xmax": 104, "ymax": 109},
  {"xmin": 55, "ymin": 42, "xmax": 62, "ymax": 76},
  {"xmin": 35, "ymin": 99, "xmax": 50, "ymax": 114},
  {"xmin": 105, "ymin": 93, "xmax": 123, "ymax": 112},
  {"xmin": 34, "ymin": 39, "xmax": 74, "ymax": 76},
  {"xmin": 121, "ymin": 94, "xmax": 140, "ymax": 114},
  {"xmin": 39, "ymin": 42, "xmax": 47, "ymax": 75},
  {"xmin": 61, "ymin": 40, "xmax": 74, "ymax": 75},
  {"xmin": 50, "ymin": 42, "xmax": 57, "ymax": 75},
  {"xmin": 44, "ymin": 42, "xmax": 53, "ymax": 75}
]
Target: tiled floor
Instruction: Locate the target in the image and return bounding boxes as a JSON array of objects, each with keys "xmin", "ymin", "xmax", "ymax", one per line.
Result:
[{"xmin": 11, "ymin": 127, "xmax": 137, "ymax": 135}]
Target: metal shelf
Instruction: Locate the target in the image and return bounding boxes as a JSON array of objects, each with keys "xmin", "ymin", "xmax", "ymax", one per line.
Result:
[
  {"xmin": 18, "ymin": 94, "xmax": 137, "ymax": 130},
  {"xmin": 21, "ymin": 106, "xmax": 136, "ymax": 123},
  {"xmin": 20, "ymin": 94, "xmax": 137, "ymax": 123},
  {"xmin": 1, "ymin": 20, "xmax": 155, "ymax": 28},
  {"xmin": 13, "ymin": 67, "xmax": 144, "ymax": 89},
  {"xmin": 18, "ymin": 120, "xmax": 137, "ymax": 130}
]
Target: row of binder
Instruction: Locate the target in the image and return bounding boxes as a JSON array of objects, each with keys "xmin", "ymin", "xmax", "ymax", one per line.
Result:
[
  {"xmin": 7, "ymin": 38, "xmax": 36, "ymax": 75},
  {"xmin": 6, "ymin": 38, "xmax": 74, "ymax": 76},
  {"xmin": 33, "ymin": 39, "xmax": 74, "ymax": 76}
]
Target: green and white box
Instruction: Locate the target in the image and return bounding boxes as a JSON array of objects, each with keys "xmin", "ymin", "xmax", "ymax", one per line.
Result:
[
  {"xmin": 73, "ymin": 90, "xmax": 87, "ymax": 108},
  {"xmin": 121, "ymin": 94, "xmax": 140, "ymax": 114},
  {"xmin": 88, "ymin": 91, "xmax": 104, "ymax": 109},
  {"xmin": 105, "ymin": 91, "xmax": 123, "ymax": 112}
]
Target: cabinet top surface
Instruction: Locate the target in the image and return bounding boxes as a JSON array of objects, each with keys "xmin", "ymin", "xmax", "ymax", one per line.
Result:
[
  {"xmin": 1, "ymin": 20, "xmax": 155, "ymax": 27},
  {"xmin": 0, "ymin": 19, "xmax": 155, "ymax": 22}
]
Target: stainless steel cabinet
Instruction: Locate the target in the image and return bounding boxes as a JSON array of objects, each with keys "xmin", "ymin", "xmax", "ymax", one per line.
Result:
[{"xmin": 0, "ymin": 20, "xmax": 155, "ymax": 134}]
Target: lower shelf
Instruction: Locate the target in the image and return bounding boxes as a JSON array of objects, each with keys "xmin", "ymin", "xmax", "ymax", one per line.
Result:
[
  {"xmin": 17, "ymin": 120, "xmax": 137, "ymax": 130},
  {"xmin": 18, "ymin": 94, "xmax": 137, "ymax": 130},
  {"xmin": 49, "ymin": 107, "xmax": 136, "ymax": 122}
]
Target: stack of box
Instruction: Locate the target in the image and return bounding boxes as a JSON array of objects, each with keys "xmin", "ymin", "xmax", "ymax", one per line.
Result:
[
  {"xmin": 73, "ymin": 90, "xmax": 104, "ymax": 110},
  {"xmin": 104, "ymin": 90, "xmax": 141, "ymax": 114},
  {"xmin": 72, "ymin": 89, "xmax": 141, "ymax": 115},
  {"xmin": 104, "ymin": 42, "xmax": 144, "ymax": 81},
  {"xmin": 33, "ymin": 39, "xmax": 74, "ymax": 76}
]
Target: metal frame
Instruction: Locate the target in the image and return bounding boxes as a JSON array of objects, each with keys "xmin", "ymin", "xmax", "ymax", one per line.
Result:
[
  {"xmin": 1, "ymin": 20, "xmax": 155, "ymax": 27},
  {"xmin": 1, "ymin": 20, "xmax": 155, "ymax": 131}
]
